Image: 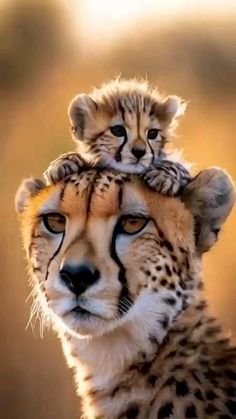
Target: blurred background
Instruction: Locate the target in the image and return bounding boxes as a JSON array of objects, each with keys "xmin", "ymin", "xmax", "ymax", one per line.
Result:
[{"xmin": 1, "ymin": 0, "xmax": 236, "ymax": 417}]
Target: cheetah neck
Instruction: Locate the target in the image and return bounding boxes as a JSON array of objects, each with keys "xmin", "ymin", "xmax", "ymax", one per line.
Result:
[
  {"xmin": 58, "ymin": 298, "xmax": 223, "ymax": 419},
  {"xmin": 60, "ymin": 306, "xmax": 169, "ymax": 418},
  {"xmin": 61, "ymin": 317, "xmax": 159, "ymax": 388}
]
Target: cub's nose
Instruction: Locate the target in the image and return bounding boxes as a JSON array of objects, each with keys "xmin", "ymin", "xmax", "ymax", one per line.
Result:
[
  {"xmin": 60, "ymin": 264, "xmax": 100, "ymax": 297},
  {"xmin": 131, "ymin": 147, "xmax": 146, "ymax": 160}
]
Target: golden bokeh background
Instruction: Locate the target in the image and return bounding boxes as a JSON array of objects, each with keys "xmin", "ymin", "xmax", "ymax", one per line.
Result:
[{"xmin": 1, "ymin": 1, "xmax": 236, "ymax": 418}]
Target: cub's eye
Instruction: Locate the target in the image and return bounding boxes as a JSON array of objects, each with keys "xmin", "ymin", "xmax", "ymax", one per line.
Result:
[
  {"xmin": 147, "ymin": 128, "xmax": 161, "ymax": 140},
  {"xmin": 121, "ymin": 217, "xmax": 149, "ymax": 235},
  {"xmin": 42, "ymin": 213, "xmax": 66, "ymax": 234},
  {"xmin": 110, "ymin": 125, "xmax": 126, "ymax": 137}
]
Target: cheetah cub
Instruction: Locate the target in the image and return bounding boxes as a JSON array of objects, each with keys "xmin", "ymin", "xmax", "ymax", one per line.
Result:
[{"xmin": 45, "ymin": 79, "xmax": 190, "ymax": 195}]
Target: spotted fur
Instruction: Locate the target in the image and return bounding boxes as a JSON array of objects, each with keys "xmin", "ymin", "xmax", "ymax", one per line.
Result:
[
  {"xmin": 16, "ymin": 168, "xmax": 236, "ymax": 419},
  {"xmin": 44, "ymin": 79, "xmax": 190, "ymax": 196}
]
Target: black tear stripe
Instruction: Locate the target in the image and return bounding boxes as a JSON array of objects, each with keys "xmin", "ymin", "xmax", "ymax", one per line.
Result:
[
  {"xmin": 116, "ymin": 269, "xmax": 133, "ymax": 316},
  {"xmin": 45, "ymin": 183, "xmax": 69, "ymax": 281},
  {"xmin": 148, "ymin": 141, "xmax": 155, "ymax": 165},
  {"xmin": 110, "ymin": 216, "xmax": 168, "ymax": 316},
  {"xmin": 115, "ymin": 101, "xmax": 128, "ymax": 162},
  {"xmin": 45, "ymin": 232, "xmax": 65, "ymax": 281},
  {"xmin": 110, "ymin": 186, "xmax": 133, "ymax": 316}
]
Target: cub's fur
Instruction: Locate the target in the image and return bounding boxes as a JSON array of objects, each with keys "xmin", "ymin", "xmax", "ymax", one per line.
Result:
[
  {"xmin": 45, "ymin": 79, "xmax": 190, "ymax": 195},
  {"xmin": 16, "ymin": 168, "xmax": 236, "ymax": 418}
]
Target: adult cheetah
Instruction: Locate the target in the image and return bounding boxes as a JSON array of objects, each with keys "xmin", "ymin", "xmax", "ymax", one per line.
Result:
[{"xmin": 15, "ymin": 168, "xmax": 236, "ymax": 418}]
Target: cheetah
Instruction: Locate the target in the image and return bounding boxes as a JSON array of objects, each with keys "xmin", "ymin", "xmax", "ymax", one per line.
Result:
[
  {"xmin": 44, "ymin": 78, "xmax": 190, "ymax": 196},
  {"xmin": 15, "ymin": 167, "xmax": 236, "ymax": 418}
]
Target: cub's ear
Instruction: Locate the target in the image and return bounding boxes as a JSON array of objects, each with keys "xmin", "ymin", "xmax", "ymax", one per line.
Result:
[
  {"xmin": 182, "ymin": 168, "xmax": 235, "ymax": 253},
  {"xmin": 15, "ymin": 177, "xmax": 46, "ymax": 214},
  {"xmin": 164, "ymin": 95, "xmax": 187, "ymax": 119},
  {"xmin": 155, "ymin": 95, "xmax": 187, "ymax": 124},
  {"xmin": 156, "ymin": 95, "xmax": 187, "ymax": 124},
  {"xmin": 68, "ymin": 94, "xmax": 98, "ymax": 140}
]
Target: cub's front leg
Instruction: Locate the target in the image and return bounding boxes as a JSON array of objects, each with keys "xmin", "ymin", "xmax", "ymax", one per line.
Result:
[
  {"xmin": 44, "ymin": 152, "xmax": 87, "ymax": 184},
  {"xmin": 143, "ymin": 160, "xmax": 191, "ymax": 196}
]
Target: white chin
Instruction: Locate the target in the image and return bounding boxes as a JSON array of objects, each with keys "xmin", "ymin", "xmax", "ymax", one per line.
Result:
[
  {"xmin": 107, "ymin": 161, "xmax": 145, "ymax": 174},
  {"xmin": 59, "ymin": 311, "xmax": 117, "ymax": 339}
]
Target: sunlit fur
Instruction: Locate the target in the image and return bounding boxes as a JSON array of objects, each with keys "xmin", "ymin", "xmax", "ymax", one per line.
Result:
[
  {"xmin": 16, "ymin": 171, "xmax": 236, "ymax": 419},
  {"xmin": 68, "ymin": 78, "xmax": 187, "ymax": 171}
]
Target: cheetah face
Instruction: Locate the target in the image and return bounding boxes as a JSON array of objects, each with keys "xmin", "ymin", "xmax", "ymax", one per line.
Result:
[
  {"xmin": 16, "ymin": 170, "xmax": 200, "ymax": 341},
  {"xmin": 71, "ymin": 107, "xmax": 163, "ymax": 172},
  {"xmin": 68, "ymin": 80, "xmax": 186, "ymax": 171},
  {"xmin": 16, "ymin": 169, "xmax": 235, "ymax": 341}
]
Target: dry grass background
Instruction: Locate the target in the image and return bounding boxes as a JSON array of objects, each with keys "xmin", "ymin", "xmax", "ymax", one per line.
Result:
[{"xmin": 1, "ymin": 1, "xmax": 236, "ymax": 418}]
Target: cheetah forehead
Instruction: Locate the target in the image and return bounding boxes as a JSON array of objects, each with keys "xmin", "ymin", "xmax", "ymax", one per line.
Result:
[
  {"xmin": 19, "ymin": 170, "xmax": 195, "ymax": 252},
  {"xmin": 90, "ymin": 79, "xmax": 162, "ymax": 115}
]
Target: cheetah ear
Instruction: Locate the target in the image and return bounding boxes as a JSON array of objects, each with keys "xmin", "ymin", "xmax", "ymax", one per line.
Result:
[
  {"xmin": 163, "ymin": 95, "xmax": 187, "ymax": 120},
  {"xmin": 15, "ymin": 177, "xmax": 46, "ymax": 214},
  {"xmin": 182, "ymin": 168, "xmax": 235, "ymax": 253},
  {"xmin": 68, "ymin": 94, "xmax": 98, "ymax": 140}
]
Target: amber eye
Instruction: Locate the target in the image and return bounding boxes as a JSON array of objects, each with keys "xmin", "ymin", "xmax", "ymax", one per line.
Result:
[
  {"xmin": 121, "ymin": 217, "xmax": 149, "ymax": 235},
  {"xmin": 42, "ymin": 213, "xmax": 66, "ymax": 234},
  {"xmin": 147, "ymin": 128, "xmax": 161, "ymax": 140},
  {"xmin": 110, "ymin": 125, "xmax": 126, "ymax": 137}
]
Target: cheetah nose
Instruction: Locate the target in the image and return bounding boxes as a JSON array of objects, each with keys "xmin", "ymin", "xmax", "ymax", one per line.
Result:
[
  {"xmin": 60, "ymin": 264, "xmax": 100, "ymax": 297},
  {"xmin": 131, "ymin": 147, "xmax": 146, "ymax": 160}
]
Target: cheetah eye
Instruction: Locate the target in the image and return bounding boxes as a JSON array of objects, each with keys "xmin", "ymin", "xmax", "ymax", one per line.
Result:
[
  {"xmin": 147, "ymin": 128, "xmax": 161, "ymax": 140},
  {"xmin": 41, "ymin": 213, "xmax": 66, "ymax": 234},
  {"xmin": 110, "ymin": 125, "xmax": 126, "ymax": 137},
  {"xmin": 120, "ymin": 216, "xmax": 149, "ymax": 235}
]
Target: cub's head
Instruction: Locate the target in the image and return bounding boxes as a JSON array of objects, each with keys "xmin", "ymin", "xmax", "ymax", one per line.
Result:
[
  {"xmin": 15, "ymin": 169, "xmax": 234, "ymax": 341},
  {"xmin": 69, "ymin": 79, "xmax": 186, "ymax": 171}
]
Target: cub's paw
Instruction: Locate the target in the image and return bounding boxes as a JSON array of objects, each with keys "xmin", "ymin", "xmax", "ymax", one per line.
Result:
[
  {"xmin": 143, "ymin": 167, "xmax": 181, "ymax": 196},
  {"xmin": 142, "ymin": 160, "xmax": 191, "ymax": 196},
  {"xmin": 44, "ymin": 152, "xmax": 85, "ymax": 184}
]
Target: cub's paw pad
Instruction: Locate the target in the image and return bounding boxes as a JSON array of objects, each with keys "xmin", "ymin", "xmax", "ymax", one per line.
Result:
[{"xmin": 44, "ymin": 153, "xmax": 85, "ymax": 184}]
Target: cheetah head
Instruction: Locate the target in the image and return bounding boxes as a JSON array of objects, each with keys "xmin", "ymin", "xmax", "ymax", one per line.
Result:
[
  {"xmin": 15, "ymin": 168, "xmax": 234, "ymax": 343},
  {"xmin": 68, "ymin": 79, "xmax": 186, "ymax": 170}
]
